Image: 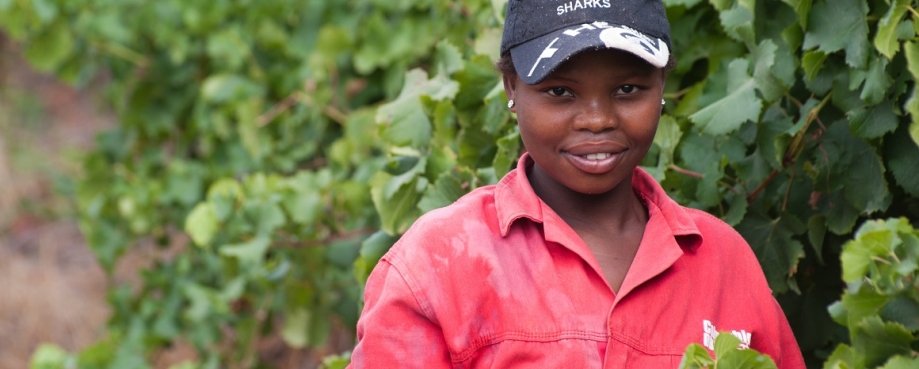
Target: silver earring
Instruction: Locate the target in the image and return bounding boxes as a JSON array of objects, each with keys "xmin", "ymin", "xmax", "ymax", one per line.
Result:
[
  {"xmin": 661, "ymin": 99, "xmax": 666, "ymax": 106},
  {"xmin": 507, "ymin": 100, "xmax": 515, "ymax": 109}
]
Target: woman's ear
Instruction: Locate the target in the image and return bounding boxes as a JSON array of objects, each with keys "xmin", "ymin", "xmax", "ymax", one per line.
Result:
[{"xmin": 502, "ymin": 73, "xmax": 517, "ymax": 113}]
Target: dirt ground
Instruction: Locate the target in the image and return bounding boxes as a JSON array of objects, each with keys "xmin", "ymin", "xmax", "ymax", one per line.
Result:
[
  {"xmin": 1, "ymin": 34, "xmax": 354, "ymax": 369},
  {"xmin": 0, "ymin": 34, "xmax": 115, "ymax": 368}
]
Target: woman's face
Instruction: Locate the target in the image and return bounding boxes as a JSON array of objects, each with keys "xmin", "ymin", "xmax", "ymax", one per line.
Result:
[{"xmin": 504, "ymin": 49, "xmax": 664, "ymax": 196}]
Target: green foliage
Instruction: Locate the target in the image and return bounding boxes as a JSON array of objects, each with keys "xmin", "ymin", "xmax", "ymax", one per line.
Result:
[
  {"xmin": 679, "ymin": 333, "xmax": 778, "ymax": 369},
  {"xmin": 3, "ymin": 0, "xmax": 919, "ymax": 367},
  {"xmin": 825, "ymin": 218, "xmax": 919, "ymax": 369}
]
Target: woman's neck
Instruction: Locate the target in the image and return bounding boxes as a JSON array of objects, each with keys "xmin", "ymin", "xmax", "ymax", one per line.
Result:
[{"xmin": 527, "ymin": 163, "xmax": 647, "ymax": 233}]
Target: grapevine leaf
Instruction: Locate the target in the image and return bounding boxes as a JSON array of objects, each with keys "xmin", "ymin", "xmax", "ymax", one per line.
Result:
[
  {"xmin": 719, "ymin": 3, "xmax": 754, "ymax": 44},
  {"xmin": 282, "ymin": 186, "xmax": 321, "ymax": 225},
  {"xmin": 751, "ymin": 39, "xmax": 785, "ymax": 102},
  {"xmin": 236, "ymin": 99, "xmax": 263, "ymax": 160},
  {"xmin": 714, "ymin": 333, "xmax": 743, "ymax": 361},
  {"xmin": 801, "ymin": 51, "xmax": 827, "ymax": 85},
  {"xmin": 802, "ymin": 0, "xmax": 869, "ymax": 68},
  {"xmin": 885, "ymin": 123, "xmax": 919, "ymax": 197},
  {"xmin": 735, "ymin": 210, "xmax": 806, "ymax": 293},
  {"xmin": 852, "ymin": 316, "xmax": 915, "ymax": 368},
  {"xmin": 677, "ymin": 132, "xmax": 725, "ymax": 206},
  {"xmin": 912, "ymin": 120, "xmax": 919, "ymax": 148},
  {"xmin": 434, "ymin": 41, "xmax": 464, "ymax": 75},
  {"xmin": 820, "ymin": 123, "xmax": 890, "ymax": 214},
  {"xmin": 430, "ymin": 98, "xmax": 458, "ymax": 149},
  {"xmin": 219, "ymin": 235, "xmax": 270, "ymax": 266},
  {"xmin": 807, "ymin": 215, "xmax": 826, "ymax": 263},
  {"xmin": 417, "ymin": 170, "xmax": 474, "ymax": 213},
  {"xmin": 839, "ymin": 287, "xmax": 889, "ymax": 324},
  {"xmin": 756, "ymin": 111, "xmax": 794, "ymax": 171},
  {"xmin": 906, "ymin": 41, "xmax": 919, "ymax": 81},
  {"xmin": 207, "ymin": 179, "xmax": 244, "ymax": 221},
  {"xmin": 493, "ymin": 129, "xmax": 521, "ymax": 178},
  {"xmin": 847, "ymin": 100, "xmax": 897, "ymax": 139},
  {"xmin": 207, "ymin": 28, "xmax": 247, "ymax": 70},
  {"xmin": 455, "ymin": 54, "xmax": 504, "ymax": 110},
  {"xmin": 326, "ymin": 238, "xmax": 361, "ymax": 268},
  {"xmin": 664, "ymin": 0, "xmax": 704, "ymax": 7},
  {"xmin": 282, "ymin": 308, "xmax": 310, "ymax": 348},
  {"xmin": 823, "ymin": 344, "xmax": 862, "ymax": 369},
  {"xmin": 377, "ymin": 69, "xmax": 459, "ymax": 147},
  {"xmin": 879, "ymin": 356, "xmax": 919, "ymax": 369},
  {"xmin": 907, "ymin": 87, "xmax": 919, "ymax": 147},
  {"xmin": 382, "ymin": 156, "xmax": 426, "ymax": 199},
  {"xmin": 643, "ymin": 115, "xmax": 682, "ymax": 182},
  {"xmin": 248, "ymin": 200, "xmax": 286, "ymax": 235},
  {"xmin": 473, "ymin": 27, "xmax": 502, "ymax": 61},
  {"xmin": 880, "ymin": 296, "xmax": 919, "ymax": 331},
  {"xmin": 24, "ymin": 22, "xmax": 73, "ymax": 72},
  {"xmin": 717, "ymin": 345, "xmax": 777, "ymax": 369},
  {"xmin": 371, "ymin": 170, "xmax": 426, "ymax": 235},
  {"xmin": 354, "ymin": 231, "xmax": 399, "ymax": 284},
  {"xmin": 200, "ymin": 74, "xmax": 264, "ymax": 103},
  {"xmin": 677, "ymin": 343, "xmax": 714, "ymax": 369},
  {"xmin": 873, "ymin": 0, "xmax": 910, "ymax": 59},
  {"xmin": 821, "ymin": 191, "xmax": 861, "ymax": 235},
  {"xmin": 30, "ymin": 0, "xmax": 57, "ymax": 22},
  {"xmin": 780, "ymin": 0, "xmax": 812, "ymax": 28},
  {"xmin": 689, "ymin": 58, "xmax": 762, "ymax": 135},
  {"xmin": 30, "ymin": 344, "xmax": 72, "ymax": 369},
  {"xmin": 722, "ymin": 193, "xmax": 747, "ymax": 226},
  {"xmin": 860, "ymin": 56, "xmax": 892, "ymax": 105},
  {"xmin": 709, "ymin": 0, "xmax": 732, "ymax": 11},
  {"xmin": 843, "ymin": 144, "xmax": 890, "ymax": 214},
  {"xmin": 185, "ymin": 203, "xmax": 219, "ymax": 248}
]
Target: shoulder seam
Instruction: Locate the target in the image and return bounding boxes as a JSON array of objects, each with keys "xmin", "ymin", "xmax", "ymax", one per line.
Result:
[{"xmin": 383, "ymin": 253, "xmax": 439, "ymax": 323}]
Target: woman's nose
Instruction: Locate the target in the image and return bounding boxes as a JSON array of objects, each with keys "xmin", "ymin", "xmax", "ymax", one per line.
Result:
[{"xmin": 573, "ymin": 99, "xmax": 617, "ymax": 132}]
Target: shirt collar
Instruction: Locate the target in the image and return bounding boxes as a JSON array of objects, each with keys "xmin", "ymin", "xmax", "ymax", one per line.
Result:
[{"xmin": 494, "ymin": 153, "xmax": 702, "ymax": 251}]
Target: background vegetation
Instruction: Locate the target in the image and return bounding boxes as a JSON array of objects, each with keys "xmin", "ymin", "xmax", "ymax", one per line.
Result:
[{"xmin": 2, "ymin": 0, "xmax": 919, "ymax": 368}]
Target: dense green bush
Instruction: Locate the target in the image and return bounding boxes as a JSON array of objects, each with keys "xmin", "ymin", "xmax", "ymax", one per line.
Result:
[{"xmin": 3, "ymin": 0, "xmax": 919, "ymax": 368}]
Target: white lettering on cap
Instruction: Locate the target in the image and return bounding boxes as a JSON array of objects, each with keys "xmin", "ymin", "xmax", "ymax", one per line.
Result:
[
  {"xmin": 599, "ymin": 26, "xmax": 669, "ymax": 68},
  {"xmin": 557, "ymin": 0, "xmax": 611, "ymax": 16}
]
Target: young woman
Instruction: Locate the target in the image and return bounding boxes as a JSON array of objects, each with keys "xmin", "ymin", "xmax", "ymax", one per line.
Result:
[{"xmin": 349, "ymin": 0, "xmax": 805, "ymax": 367}]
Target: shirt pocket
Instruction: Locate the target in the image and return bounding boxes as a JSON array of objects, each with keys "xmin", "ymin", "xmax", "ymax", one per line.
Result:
[{"xmin": 455, "ymin": 334, "xmax": 607, "ymax": 368}]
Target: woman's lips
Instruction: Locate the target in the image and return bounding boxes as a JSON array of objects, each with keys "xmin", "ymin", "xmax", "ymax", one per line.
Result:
[{"xmin": 563, "ymin": 151, "xmax": 623, "ymax": 174}]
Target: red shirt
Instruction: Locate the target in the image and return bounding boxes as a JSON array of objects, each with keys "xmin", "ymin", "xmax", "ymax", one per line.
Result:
[{"xmin": 350, "ymin": 154, "xmax": 805, "ymax": 368}]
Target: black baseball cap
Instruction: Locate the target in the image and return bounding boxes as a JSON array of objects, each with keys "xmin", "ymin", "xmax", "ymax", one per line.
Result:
[{"xmin": 500, "ymin": 0, "xmax": 672, "ymax": 85}]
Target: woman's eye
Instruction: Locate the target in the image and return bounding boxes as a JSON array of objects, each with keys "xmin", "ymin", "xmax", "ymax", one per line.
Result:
[
  {"xmin": 547, "ymin": 87, "xmax": 571, "ymax": 97},
  {"xmin": 618, "ymin": 85, "xmax": 638, "ymax": 94}
]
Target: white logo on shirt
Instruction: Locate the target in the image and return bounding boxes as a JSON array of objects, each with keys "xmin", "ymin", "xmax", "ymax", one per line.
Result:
[{"xmin": 703, "ymin": 320, "xmax": 751, "ymax": 350}]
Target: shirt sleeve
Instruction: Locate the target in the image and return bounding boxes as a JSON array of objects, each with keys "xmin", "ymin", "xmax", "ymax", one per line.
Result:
[
  {"xmin": 769, "ymin": 298, "xmax": 807, "ymax": 369},
  {"xmin": 348, "ymin": 259, "xmax": 452, "ymax": 368}
]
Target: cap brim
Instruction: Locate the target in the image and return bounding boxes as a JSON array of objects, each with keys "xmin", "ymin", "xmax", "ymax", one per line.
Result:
[{"xmin": 510, "ymin": 23, "xmax": 670, "ymax": 85}]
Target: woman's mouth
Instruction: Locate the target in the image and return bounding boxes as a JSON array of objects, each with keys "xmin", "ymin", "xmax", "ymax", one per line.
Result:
[
  {"xmin": 582, "ymin": 153, "xmax": 612, "ymax": 160},
  {"xmin": 565, "ymin": 151, "xmax": 622, "ymax": 174}
]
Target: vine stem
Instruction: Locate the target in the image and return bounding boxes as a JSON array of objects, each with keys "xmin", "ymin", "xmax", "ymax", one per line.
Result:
[
  {"xmin": 257, "ymin": 91, "xmax": 348, "ymax": 127},
  {"xmin": 906, "ymin": 6, "xmax": 919, "ymax": 18},
  {"xmin": 92, "ymin": 41, "xmax": 148, "ymax": 67},
  {"xmin": 668, "ymin": 164, "xmax": 703, "ymax": 178},
  {"xmin": 667, "ymin": 164, "xmax": 741, "ymax": 195},
  {"xmin": 238, "ymin": 291, "xmax": 274, "ymax": 369},
  {"xmin": 747, "ymin": 94, "xmax": 831, "ymax": 204}
]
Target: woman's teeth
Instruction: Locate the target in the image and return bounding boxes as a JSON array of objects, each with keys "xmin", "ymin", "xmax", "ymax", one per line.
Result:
[{"xmin": 583, "ymin": 153, "xmax": 612, "ymax": 160}]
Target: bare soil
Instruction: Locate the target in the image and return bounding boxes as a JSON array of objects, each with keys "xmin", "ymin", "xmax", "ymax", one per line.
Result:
[
  {"xmin": 0, "ymin": 34, "xmax": 115, "ymax": 368},
  {"xmin": 0, "ymin": 34, "xmax": 354, "ymax": 369}
]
